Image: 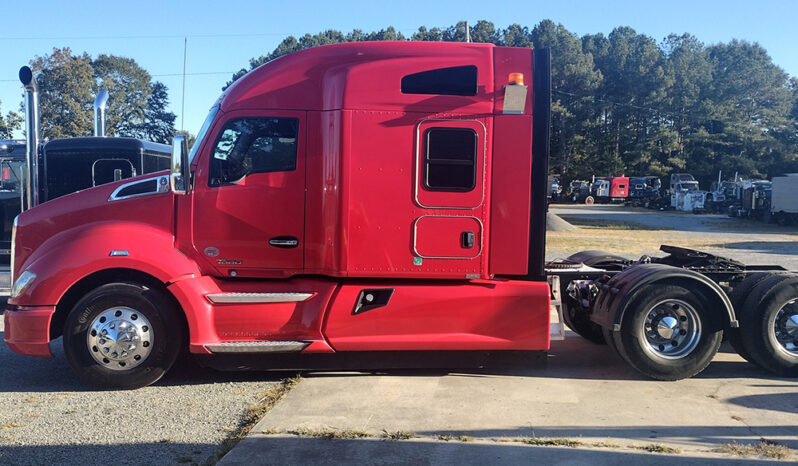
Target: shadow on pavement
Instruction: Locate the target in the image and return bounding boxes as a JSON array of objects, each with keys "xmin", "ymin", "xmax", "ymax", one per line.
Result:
[
  {"xmin": 1, "ymin": 326, "xmax": 789, "ymax": 393},
  {"xmin": 219, "ymin": 436, "xmax": 769, "ymax": 466},
  {"xmin": 411, "ymin": 425, "xmax": 798, "ymax": 450}
]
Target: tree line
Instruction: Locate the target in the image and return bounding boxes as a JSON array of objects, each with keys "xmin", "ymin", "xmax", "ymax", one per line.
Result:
[
  {"xmin": 3, "ymin": 20, "xmax": 796, "ymax": 188},
  {"xmin": 0, "ymin": 47, "xmax": 178, "ymax": 144},
  {"xmin": 228, "ymin": 20, "xmax": 798, "ymax": 187}
]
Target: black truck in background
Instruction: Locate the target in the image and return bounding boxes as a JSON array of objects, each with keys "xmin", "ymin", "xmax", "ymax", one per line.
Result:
[{"xmin": 0, "ymin": 67, "xmax": 172, "ymax": 295}]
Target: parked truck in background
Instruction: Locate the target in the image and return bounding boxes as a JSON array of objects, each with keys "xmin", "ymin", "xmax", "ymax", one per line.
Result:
[
  {"xmin": 5, "ymin": 42, "xmax": 797, "ymax": 389},
  {"xmin": 770, "ymin": 174, "xmax": 798, "ymax": 226},
  {"xmin": 727, "ymin": 180, "xmax": 772, "ymax": 220},
  {"xmin": 0, "ymin": 72, "xmax": 171, "ymax": 296},
  {"xmin": 585, "ymin": 176, "xmax": 628, "ymax": 204}
]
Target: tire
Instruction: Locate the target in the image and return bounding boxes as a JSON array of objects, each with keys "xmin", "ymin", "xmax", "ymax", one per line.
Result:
[
  {"xmin": 727, "ymin": 272, "xmax": 783, "ymax": 363},
  {"xmin": 562, "ymin": 292, "xmax": 606, "ymax": 345},
  {"xmin": 615, "ymin": 284, "xmax": 723, "ymax": 380},
  {"xmin": 738, "ymin": 274, "xmax": 798, "ymax": 377},
  {"xmin": 63, "ymin": 282, "xmax": 183, "ymax": 389},
  {"xmin": 585, "ymin": 196, "xmax": 595, "ymax": 205}
]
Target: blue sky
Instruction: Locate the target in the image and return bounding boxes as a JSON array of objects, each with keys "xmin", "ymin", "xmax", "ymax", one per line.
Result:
[{"xmin": 2, "ymin": 0, "xmax": 797, "ymax": 138}]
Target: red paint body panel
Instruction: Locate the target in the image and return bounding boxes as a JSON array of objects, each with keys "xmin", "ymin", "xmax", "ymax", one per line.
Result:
[
  {"xmin": 166, "ymin": 276, "xmax": 338, "ymax": 352},
  {"xmin": 10, "ymin": 221, "xmax": 199, "ymax": 306},
  {"xmin": 414, "ymin": 216, "xmax": 482, "ymax": 259},
  {"xmin": 489, "ymin": 115, "xmax": 533, "ymax": 275},
  {"xmin": 11, "ymin": 174, "xmax": 175, "ymax": 281},
  {"xmin": 492, "ymin": 47, "xmax": 534, "ymax": 116},
  {"xmin": 3, "ymin": 307, "xmax": 56, "ymax": 357},
  {"xmin": 223, "ymin": 42, "xmax": 495, "ymax": 114},
  {"xmin": 323, "ymin": 279, "xmax": 550, "ymax": 351},
  {"xmin": 304, "ymin": 110, "xmax": 345, "ymax": 276}
]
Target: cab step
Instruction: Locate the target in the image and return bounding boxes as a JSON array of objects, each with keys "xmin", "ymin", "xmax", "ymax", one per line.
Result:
[{"xmin": 205, "ymin": 341, "xmax": 310, "ymax": 353}]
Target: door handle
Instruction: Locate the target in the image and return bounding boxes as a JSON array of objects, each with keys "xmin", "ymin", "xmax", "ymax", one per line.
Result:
[
  {"xmin": 461, "ymin": 231, "xmax": 475, "ymax": 249},
  {"xmin": 269, "ymin": 236, "xmax": 299, "ymax": 248}
]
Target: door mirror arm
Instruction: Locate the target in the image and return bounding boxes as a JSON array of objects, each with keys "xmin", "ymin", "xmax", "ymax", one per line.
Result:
[{"xmin": 171, "ymin": 135, "xmax": 191, "ymax": 195}]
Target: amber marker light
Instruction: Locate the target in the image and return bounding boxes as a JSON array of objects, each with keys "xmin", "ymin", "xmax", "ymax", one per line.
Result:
[{"xmin": 508, "ymin": 73, "xmax": 525, "ymax": 85}]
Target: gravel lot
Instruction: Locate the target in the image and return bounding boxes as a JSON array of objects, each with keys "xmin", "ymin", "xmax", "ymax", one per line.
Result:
[{"xmin": 0, "ymin": 315, "xmax": 284, "ymax": 466}]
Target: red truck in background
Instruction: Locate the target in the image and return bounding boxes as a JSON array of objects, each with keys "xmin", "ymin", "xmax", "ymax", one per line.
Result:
[
  {"xmin": 5, "ymin": 42, "xmax": 798, "ymax": 389},
  {"xmin": 584, "ymin": 175, "xmax": 629, "ymax": 204}
]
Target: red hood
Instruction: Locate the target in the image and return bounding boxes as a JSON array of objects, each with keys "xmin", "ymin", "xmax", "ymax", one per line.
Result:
[{"xmin": 14, "ymin": 171, "xmax": 174, "ymax": 278}]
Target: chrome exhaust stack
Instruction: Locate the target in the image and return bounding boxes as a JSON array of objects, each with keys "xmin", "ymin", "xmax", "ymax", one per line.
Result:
[
  {"xmin": 19, "ymin": 66, "xmax": 39, "ymax": 210},
  {"xmin": 94, "ymin": 89, "xmax": 109, "ymax": 137}
]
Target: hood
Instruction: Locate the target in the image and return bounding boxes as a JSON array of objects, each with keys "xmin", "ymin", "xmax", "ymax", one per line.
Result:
[{"xmin": 13, "ymin": 171, "xmax": 174, "ymax": 278}]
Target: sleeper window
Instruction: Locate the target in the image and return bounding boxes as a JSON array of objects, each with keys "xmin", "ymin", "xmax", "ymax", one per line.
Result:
[
  {"xmin": 401, "ymin": 65, "xmax": 478, "ymax": 96},
  {"xmin": 209, "ymin": 117, "xmax": 298, "ymax": 186},
  {"xmin": 424, "ymin": 128, "xmax": 477, "ymax": 192}
]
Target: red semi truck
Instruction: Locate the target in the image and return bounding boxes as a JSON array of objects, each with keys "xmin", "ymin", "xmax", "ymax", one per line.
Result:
[{"xmin": 5, "ymin": 42, "xmax": 797, "ymax": 388}]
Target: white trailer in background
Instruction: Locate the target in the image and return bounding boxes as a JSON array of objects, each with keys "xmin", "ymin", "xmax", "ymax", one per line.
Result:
[{"xmin": 771, "ymin": 174, "xmax": 798, "ymax": 225}]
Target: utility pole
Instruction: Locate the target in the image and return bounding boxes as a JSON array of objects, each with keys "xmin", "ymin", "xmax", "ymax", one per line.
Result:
[
  {"xmin": 181, "ymin": 37, "xmax": 187, "ymax": 131},
  {"xmin": 465, "ymin": 21, "xmax": 471, "ymax": 42}
]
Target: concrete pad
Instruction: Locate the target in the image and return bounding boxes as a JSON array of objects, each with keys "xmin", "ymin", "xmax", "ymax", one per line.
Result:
[{"xmin": 221, "ymin": 334, "xmax": 798, "ymax": 463}]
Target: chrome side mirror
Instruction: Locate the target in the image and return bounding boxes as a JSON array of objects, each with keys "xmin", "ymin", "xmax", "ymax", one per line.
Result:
[{"xmin": 170, "ymin": 135, "xmax": 190, "ymax": 194}]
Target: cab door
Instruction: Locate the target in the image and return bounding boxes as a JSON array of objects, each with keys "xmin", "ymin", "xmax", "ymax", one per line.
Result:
[{"xmin": 191, "ymin": 110, "xmax": 306, "ymax": 274}]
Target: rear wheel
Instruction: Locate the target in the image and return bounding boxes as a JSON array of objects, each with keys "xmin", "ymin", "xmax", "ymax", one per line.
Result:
[
  {"xmin": 727, "ymin": 272, "xmax": 783, "ymax": 363},
  {"xmin": 738, "ymin": 275, "xmax": 798, "ymax": 377},
  {"xmin": 584, "ymin": 196, "xmax": 595, "ymax": 205},
  {"xmin": 615, "ymin": 284, "xmax": 723, "ymax": 380},
  {"xmin": 63, "ymin": 282, "xmax": 183, "ymax": 389}
]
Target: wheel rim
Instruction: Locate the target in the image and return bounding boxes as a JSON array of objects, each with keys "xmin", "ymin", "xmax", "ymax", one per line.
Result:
[
  {"xmin": 87, "ymin": 307, "xmax": 153, "ymax": 371},
  {"xmin": 773, "ymin": 299, "xmax": 798, "ymax": 357},
  {"xmin": 641, "ymin": 299, "xmax": 701, "ymax": 359}
]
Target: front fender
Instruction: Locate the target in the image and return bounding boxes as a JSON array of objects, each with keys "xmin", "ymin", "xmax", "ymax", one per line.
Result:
[{"xmin": 11, "ymin": 221, "xmax": 201, "ymax": 306}]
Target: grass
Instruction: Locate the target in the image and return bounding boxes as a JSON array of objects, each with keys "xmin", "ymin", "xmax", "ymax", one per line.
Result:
[
  {"xmin": 714, "ymin": 439, "xmax": 793, "ymax": 460},
  {"xmin": 288, "ymin": 427, "xmax": 372, "ymax": 440},
  {"xmin": 381, "ymin": 430, "xmax": 415, "ymax": 440},
  {"xmin": 207, "ymin": 375, "xmax": 301, "ymax": 465},
  {"xmin": 522, "ymin": 437, "xmax": 583, "ymax": 448},
  {"xmin": 436, "ymin": 435, "xmax": 474, "ymax": 442},
  {"xmin": 590, "ymin": 441, "xmax": 622, "ymax": 449},
  {"xmin": 629, "ymin": 443, "xmax": 681, "ymax": 454}
]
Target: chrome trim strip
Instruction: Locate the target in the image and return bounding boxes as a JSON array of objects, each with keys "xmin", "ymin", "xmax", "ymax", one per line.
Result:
[
  {"xmin": 206, "ymin": 341, "xmax": 310, "ymax": 353},
  {"xmin": 412, "ymin": 215, "xmax": 484, "ymax": 260},
  {"xmin": 206, "ymin": 292, "xmax": 314, "ymax": 304},
  {"xmin": 10, "ymin": 216, "xmax": 17, "ymax": 285},
  {"xmin": 413, "ymin": 118, "xmax": 487, "ymax": 210},
  {"xmin": 108, "ymin": 174, "xmax": 170, "ymax": 201},
  {"xmin": 109, "ymin": 250, "xmax": 129, "ymax": 257}
]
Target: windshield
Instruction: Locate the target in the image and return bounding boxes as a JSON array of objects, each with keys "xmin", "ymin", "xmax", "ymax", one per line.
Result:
[{"xmin": 189, "ymin": 105, "xmax": 220, "ymax": 164}]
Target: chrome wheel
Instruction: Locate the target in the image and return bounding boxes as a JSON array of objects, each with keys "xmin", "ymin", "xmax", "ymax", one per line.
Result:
[
  {"xmin": 87, "ymin": 307, "xmax": 153, "ymax": 371},
  {"xmin": 773, "ymin": 299, "xmax": 798, "ymax": 357},
  {"xmin": 641, "ymin": 299, "xmax": 701, "ymax": 359}
]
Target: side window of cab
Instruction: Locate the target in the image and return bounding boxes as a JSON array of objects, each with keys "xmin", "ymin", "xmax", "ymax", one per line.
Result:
[{"xmin": 209, "ymin": 117, "xmax": 299, "ymax": 186}]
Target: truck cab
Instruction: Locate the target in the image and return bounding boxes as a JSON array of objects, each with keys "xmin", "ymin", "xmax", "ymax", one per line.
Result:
[{"xmin": 5, "ymin": 42, "xmax": 553, "ymax": 388}]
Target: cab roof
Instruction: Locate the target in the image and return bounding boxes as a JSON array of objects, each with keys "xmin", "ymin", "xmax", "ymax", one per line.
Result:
[{"xmin": 221, "ymin": 41, "xmax": 497, "ymax": 114}]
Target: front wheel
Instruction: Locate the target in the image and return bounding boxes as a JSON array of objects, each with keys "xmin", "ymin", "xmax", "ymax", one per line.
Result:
[
  {"xmin": 63, "ymin": 282, "xmax": 183, "ymax": 389},
  {"xmin": 612, "ymin": 284, "xmax": 723, "ymax": 380}
]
